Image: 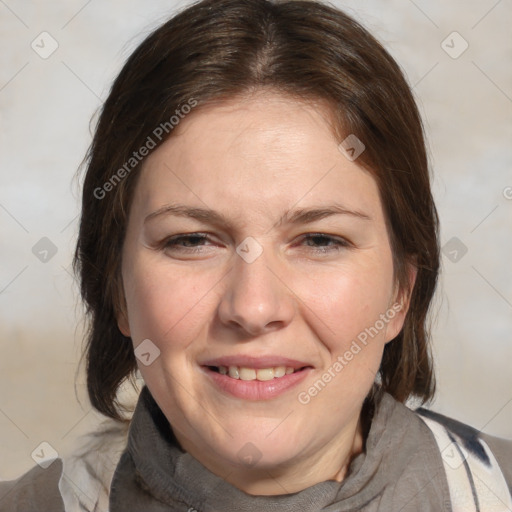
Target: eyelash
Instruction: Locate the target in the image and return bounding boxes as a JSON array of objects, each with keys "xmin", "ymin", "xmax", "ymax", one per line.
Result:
[{"xmin": 162, "ymin": 232, "xmax": 350, "ymax": 255}]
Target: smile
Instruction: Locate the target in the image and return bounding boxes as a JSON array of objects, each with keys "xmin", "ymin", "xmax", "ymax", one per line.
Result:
[
  {"xmin": 201, "ymin": 357, "xmax": 313, "ymax": 400},
  {"xmin": 209, "ymin": 365, "xmax": 301, "ymax": 381}
]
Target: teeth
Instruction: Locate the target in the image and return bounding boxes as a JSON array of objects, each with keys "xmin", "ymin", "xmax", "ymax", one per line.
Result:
[
  {"xmin": 274, "ymin": 366, "xmax": 286, "ymax": 378},
  {"xmin": 256, "ymin": 368, "xmax": 274, "ymax": 381},
  {"xmin": 239, "ymin": 367, "xmax": 256, "ymax": 380},
  {"xmin": 216, "ymin": 365, "xmax": 299, "ymax": 381}
]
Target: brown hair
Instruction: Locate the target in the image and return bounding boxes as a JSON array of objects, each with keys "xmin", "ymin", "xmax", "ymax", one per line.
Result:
[{"xmin": 74, "ymin": 0, "xmax": 439, "ymax": 420}]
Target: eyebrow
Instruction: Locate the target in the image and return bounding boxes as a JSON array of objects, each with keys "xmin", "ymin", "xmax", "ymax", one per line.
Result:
[{"xmin": 144, "ymin": 202, "xmax": 372, "ymax": 228}]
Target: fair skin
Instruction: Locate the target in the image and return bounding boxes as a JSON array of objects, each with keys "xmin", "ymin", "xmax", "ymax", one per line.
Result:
[{"xmin": 118, "ymin": 91, "xmax": 415, "ymax": 495}]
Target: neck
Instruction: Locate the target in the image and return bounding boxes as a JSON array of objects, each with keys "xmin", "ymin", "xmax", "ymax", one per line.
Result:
[{"xmin": 175, "ymin": 415, "xmax": 365, "ymax": 496}]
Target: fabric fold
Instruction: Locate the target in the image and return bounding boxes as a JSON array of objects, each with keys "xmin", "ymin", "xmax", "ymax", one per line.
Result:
[{"xmin": 109, "ymin": 386, "xmax": 450, "ymax": 511}]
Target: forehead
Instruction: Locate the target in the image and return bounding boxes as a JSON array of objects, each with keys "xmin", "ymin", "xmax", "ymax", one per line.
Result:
[{"xmin": 134, "ymin": 92, "xmax": 384, "ymax": 226}]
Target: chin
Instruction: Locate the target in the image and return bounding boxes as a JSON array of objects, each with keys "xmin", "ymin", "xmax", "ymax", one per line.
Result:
[{"xmin": 209, "ymin": 426, "xmax": 304, "ymax": 469}]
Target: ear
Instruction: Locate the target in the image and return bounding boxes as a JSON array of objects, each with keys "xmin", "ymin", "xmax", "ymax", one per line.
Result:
[
  {"xmin": 117, "ymin": 309, "xmax": 131, "ymax": 337},
  {"xmin": 114, "ymin": 277, "xmax": 131, "ymax": 337},
  {"xmin": 384, "ymin": 262, "xmax": 418, "ymax": 343}
]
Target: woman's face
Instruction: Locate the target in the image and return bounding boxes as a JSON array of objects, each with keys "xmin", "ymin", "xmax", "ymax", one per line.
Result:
[{"xmin": 119, "ymin": 92, "xmax": 411, "ymax": 493}]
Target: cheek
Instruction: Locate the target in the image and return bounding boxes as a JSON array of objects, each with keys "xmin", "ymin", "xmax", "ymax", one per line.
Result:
[
  {"xmin": 293, "ymin": 267, "xmax": 394, "ymax": 411},
  {"xmin": 123, "ymin": 256, "xmax": 217, "ymax": 348},
  {"xmin": 299, "ymin": 261, "xmax": 395, "ymax": 350}
]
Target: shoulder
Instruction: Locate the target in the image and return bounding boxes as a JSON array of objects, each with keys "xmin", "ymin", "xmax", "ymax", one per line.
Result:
[
  {"xmin": 59, "ymin": 417, "xmax": 129, "ymax": 511},
  {"xmin": 0, "ymin": 417, "xmax": 129, "ymax": 512},
  {"xmin": 416, "ymin": 406, "xmax": 512, "ymax": 506},
  {"xmin": 480, "ymin": 431, "xmax": 512, "ymax": 481},
  {"xmin": 0, "ymin": 459, "xmax": 65, "ymax": 512},
  {"xmin": 416, "ymin": 406, "xmax": 512, "ymax": 472}
]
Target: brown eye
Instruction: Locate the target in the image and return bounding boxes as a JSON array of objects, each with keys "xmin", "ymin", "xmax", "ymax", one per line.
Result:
[
  {"xmin": 165, "ymin": 234, "xmax": 209, "ymax": 248},
  {"xmin": 162, "ymin": 233, "xmax": 217, "ymax": 255},
  {"xmin": 300, "ymin": 233, "xmax": 350, "ymax": 253}
]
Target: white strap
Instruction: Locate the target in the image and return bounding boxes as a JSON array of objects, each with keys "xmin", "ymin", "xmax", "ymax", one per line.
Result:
[{"xmin": 419, "ymin": 415, "xmax": 512, "ymax": 512}]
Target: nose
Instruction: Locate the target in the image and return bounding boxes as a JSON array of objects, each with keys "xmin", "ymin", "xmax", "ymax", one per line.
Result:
[{"xmin": 217, "ymin": 245, "xmax": 295, "ymax": 336}]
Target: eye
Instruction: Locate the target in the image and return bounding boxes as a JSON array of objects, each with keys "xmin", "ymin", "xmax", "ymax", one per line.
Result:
[
  {"xmin": 160, "ymin": 232, "xmax": 350, "ymax": 257},
  {"xmin": 298, "ymin": 233, "xmax": 351, "ymax": 253},
  {"xmin": 163, "ymin": 233, "xmax": 215, "ymax": 253}
]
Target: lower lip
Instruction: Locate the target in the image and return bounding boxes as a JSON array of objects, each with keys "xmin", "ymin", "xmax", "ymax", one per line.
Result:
[{"xmin": 203, "ymin": 367, "xmax": 312, "ymax": 400}]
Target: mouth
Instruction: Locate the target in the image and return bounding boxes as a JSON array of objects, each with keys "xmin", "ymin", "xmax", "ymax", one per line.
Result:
[
  {"xmin": 200, "ymin": 356, "xmax": 313, "ymax": 400},
  {"xmin": 206, "ymin": 365, "xmax": 309, "ymax": 381}
]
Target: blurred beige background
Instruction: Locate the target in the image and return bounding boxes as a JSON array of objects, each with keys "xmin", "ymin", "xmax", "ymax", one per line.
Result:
[{"xmin": 1, "ymin": 0, "xmax": 511, "ymax": 480}]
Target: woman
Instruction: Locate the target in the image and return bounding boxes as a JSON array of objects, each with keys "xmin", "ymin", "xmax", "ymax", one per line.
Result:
[{"xmin": 1, "ymin": 0, "xmax": 511, "ymax": 510}]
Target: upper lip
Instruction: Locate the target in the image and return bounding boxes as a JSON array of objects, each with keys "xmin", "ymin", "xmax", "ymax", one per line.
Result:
[{"xmin": 201, "ymin": 355, "xmax": 312, "ymax": 369}]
